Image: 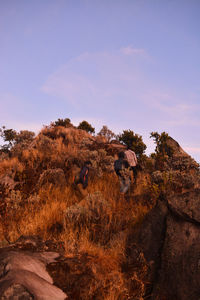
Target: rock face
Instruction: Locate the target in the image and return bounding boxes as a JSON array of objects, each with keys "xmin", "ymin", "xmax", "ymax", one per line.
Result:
[
  {"xmin": 153, "ymin": 213, "xmax": 200, "ymax": 300},
  {"xmin": 131, "ymin": 139, "xmax": 200, "ymax": 300},
  {"xmin": 0, "ymin": 244, "xmax": 67, "ymax": 300}
]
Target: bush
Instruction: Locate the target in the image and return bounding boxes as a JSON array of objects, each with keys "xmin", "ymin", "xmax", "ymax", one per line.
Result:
[
  {"xmin": 15, "ymin": 130, "xmax": 35, "ymax": 144},
  {"xmin": 0, "ymin": 126, "xmax": 16, "ymax": 143},
  {"xmin": 150, "ymin": 131, "xmax": 173, "ymax": 157},
  {"xmin": 0, "ymin": 126, "xmax": 17, "ymax": 152},
  {"xmin": 0, "ymin": 127, "xmax": 35, "ymax": 154},
  {"xmin": 53, "ymin": 118, "xmax": 71, "ymax": 128},
  {"xmin": 77, "ymin": 120, "xmax": 95, "ymax": 134},
  {"xmin": 118, "ymin": 130, "xmax": 146, "ymax": 157}
]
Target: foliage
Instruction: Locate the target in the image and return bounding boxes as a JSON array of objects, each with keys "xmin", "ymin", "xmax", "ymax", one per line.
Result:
[
  {"xmin": 149, "ymin": 171, "xmax": 173, "ymax": 201},
  {"xmin": 15, "ymin": 130, "xmax": 35, "ymax": 144},
  {"xmin": 118, "ymin": 130, "xmax": 147, "ymax": 157},
  {"xmin": 0, "ymin": 126, "xmax": 17, "ymax": 146},
  {"xmin": 0, "ymin": 123, "xmax": 154, "ymax": 299},
  {"xmin": 0, "ymin": 126, "xmax": 17, "ymax": 153},
  {"xmin": 97, "ymin": 125, "xmax": 116, "ymax": 142},
  {"xmin": 150, "ymin": 131, "xmax": 174, "ymax": 157},
  {"xmin": 53, "ymin": 118, "xmax": 71, "ymax": 128},
  {"xmin": 78, "ymin": 120, "xmax": 95, "ymax": 134},
  {"xmin": 0, "ymin": 126, "xmax": 35, "ymax": 153}
]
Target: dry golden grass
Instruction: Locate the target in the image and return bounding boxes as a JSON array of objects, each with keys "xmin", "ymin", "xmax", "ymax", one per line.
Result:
[
  {"xmin": 0, "ymin": 126, "xmax": 152, "ymax": 299},
  {"xmin": 0, "ymin": 157, "xmax": 24, "ymax": 175},
  {"xmin": 0, "ymin": 172, "xmax": 150, "ymax": 299}
]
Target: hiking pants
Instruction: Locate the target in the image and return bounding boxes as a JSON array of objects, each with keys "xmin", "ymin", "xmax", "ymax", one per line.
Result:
[{"xmin": 119, "ymin": 176, "xmax": 131, "ymax": 193}]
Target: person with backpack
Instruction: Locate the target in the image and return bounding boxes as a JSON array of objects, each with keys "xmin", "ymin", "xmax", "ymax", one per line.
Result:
[
  {"xmin": 73, "ymin": 160, "xmax": 92, "ymax": 192},
  {"xmin": 125, "ymin": 147, "xmax": 138, "ymax": 182},
  {"xmin": 114, "ymin": 151, "xmax": 132, "ymax": 194}
]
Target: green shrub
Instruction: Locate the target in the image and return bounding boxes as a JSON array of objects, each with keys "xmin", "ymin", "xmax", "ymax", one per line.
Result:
[
  {"xmin": 53, "ymin": 118, "xmax": 71, "ymax": 128},
  {"xmin": 118, "ymin": 130, "xmax": 146, "ymax": 157},
  {"xmin": 15, "ymin": 130, "xmax": 35, "ymax": 144},
  {"xmin": 150, "ymin": 131, "xmax": 174, "ymax": 157},
  {"xmin": 78, "ymin": 120, "xmax": 95, "ymax": 134}
]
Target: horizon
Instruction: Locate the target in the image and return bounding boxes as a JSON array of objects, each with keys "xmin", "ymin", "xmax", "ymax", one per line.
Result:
[{"xmin": 1, "ymin": 0, "xmax": 200, "ymax": 162}]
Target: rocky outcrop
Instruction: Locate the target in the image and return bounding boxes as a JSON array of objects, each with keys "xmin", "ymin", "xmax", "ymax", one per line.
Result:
[
  {"xmin": 153, "ymin": 213, "xmax": 200, "ymax": 300},
  {"xmin": 0, "ymin": 235, "xmax": 131, "ymax": 300},
  {"xmin": 131, "ymin": 138, "xmax": 200, "ymax": 300},
  {"xmin": 0, "ymin": 238, "xmax": 67, "ymax": 300}
]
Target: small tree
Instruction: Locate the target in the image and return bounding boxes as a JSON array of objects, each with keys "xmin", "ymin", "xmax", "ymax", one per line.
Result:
[
  {"xmin": 53, "ymin": 118, "xmax": 71, "ymax": 127},
  {"xmin": 150, "ymin": 131, "xmax": 173, "ymax": 157},
  {"xmin": 0, "ymin": 126, "xmax": 35, "ymax": 153},
  {"xmin": 78, "ymin": 120, "xmax": 95, "ymax": 134},
  {"xmin": 97, "ymin": 125, "xmax": 116, "ymax": 142},
  {"xmin": 0, "ymin": 126, "xmax": 17, "ymax": 151},
  {"xmin": 15, "ymin": 130, "xmax": 35, "ymax": 144},
  {"xmin": 118, "ymin": 130, "xmax": 146, "ymax": 157}
]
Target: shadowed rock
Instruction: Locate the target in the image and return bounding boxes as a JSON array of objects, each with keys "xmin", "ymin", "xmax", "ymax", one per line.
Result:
[
  {"xmin": 128, "ymin": 142, "xmax": 200, "ymax": 299},
  {"xmin": 0, "ymin": 248, "xmax": 67, "ymax": 300},
  {"xmin": 153, "ymin": 214, "xmax": 200, "ymax": 300},
  {"xmin": 167, "ymin": 188, "xmax": 200, "ymax": 223}
]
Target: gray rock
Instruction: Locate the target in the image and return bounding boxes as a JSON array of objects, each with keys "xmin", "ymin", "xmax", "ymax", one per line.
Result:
[
  {"xmin": 0, "ymin": 249, "xmax": 67, "ymax": 300},
  {"xmin": 152, "ymin": 214, "xmax": 200, "ymax": 300},
  {"xmin": 133, "ymin": 187, "xmax": 200, "ymax": 299},
  {"xmin": 168, "ymin": 189, "xmax": 200, "ymax": 223}
]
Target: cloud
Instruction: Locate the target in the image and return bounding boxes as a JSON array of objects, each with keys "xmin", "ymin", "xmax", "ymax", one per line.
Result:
[
  {"xmin": 41, "ymin": 47, "xmax": 200, "ymax": 141},
  {"xmin": 120, "ymin": 46, "xmax": 147, "ymax": 56},
  {"xmin": 41, "ymin": 47, "xmax": 150, "ymax": 111},
  {"xmin": 141, "ymin": 89, "xmax": 200, "ymax": 128}
]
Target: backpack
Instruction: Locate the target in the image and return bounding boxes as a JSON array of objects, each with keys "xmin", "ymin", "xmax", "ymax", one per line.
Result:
[
  {"xmin": 125, "ymin": 150, "xmax": 137, "ymax": 167},
  {"xmin": 79, "ymin": 166, "xmax": 89, "ymax": 183},
  {"xmin": 114, "ymin": 159, "xmax": 123, "ymax": 176}
]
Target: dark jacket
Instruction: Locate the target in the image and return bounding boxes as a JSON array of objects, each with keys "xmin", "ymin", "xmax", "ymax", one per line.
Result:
[
  {"xmin": 114, "ymin": 158, "xmax": 129, "ymax": 177},
  {"xmin": 78, "ymin": 165, "xmax": 89, "ymax": 189}
]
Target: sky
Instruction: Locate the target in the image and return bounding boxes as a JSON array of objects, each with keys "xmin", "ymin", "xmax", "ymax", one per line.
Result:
[{"xmin": 0, "ymin": 0, "xmax": 200, "ymax": 161}]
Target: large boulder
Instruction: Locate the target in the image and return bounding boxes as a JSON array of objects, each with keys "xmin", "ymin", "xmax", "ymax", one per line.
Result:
[
  {"xmin": 152, "ymin": 213, "xmax": 200, "ymax": 300},
  {"xmin": 0, "ymin": 246, "xmax": 67, "ymax": 299},
  {"xmin": 130, "ymin": 141, "xmax": 200, "ymax": 299},
  {"xmin": 130, "ymin": 190, "xmax": 200, "ymax": 300},
  {"xmin": 168, "ymin": 188, "xmax": 200, "ymax": 223}
]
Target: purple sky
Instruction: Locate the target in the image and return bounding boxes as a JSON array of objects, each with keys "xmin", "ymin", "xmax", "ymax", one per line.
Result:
[{"xmin": 0, "ymin": 0, "xmax": 200, "ymax": 161}]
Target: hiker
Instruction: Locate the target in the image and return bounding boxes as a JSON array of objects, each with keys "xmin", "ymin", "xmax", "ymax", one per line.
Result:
[
  {"xmin": 114, "ymin": 151, "xmax": 132, "ymax": 194},
  {"xmin": 73, "ymin": 160, "xmax": 92, "ymax": 191},
  {"xmin": 125, "ymin": 147, "xmax": 138, "ymax": 181}
]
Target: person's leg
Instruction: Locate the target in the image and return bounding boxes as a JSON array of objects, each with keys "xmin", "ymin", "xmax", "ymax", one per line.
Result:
[
  {"xmin": 123, "ymin": 177, "xmax": 131, "ymax": 194},
  {"xmin": 119, "ymin": 177, "xmax": 126, "ymax": 193}
]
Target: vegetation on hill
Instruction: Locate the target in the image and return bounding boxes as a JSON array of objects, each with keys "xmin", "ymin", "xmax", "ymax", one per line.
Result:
[{"xmin": 0, "ymin": 118, "xmax": 199, "ymax": 299}]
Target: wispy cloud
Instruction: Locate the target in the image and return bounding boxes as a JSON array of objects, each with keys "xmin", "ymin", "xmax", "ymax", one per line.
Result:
[
  {"xmin": 120, "ymin": 46, "xmax": 147, "ymax": 56},
  {"xmin": 41, "ymin": 47, "xmax": 149, "ymax": 110},
  {"xmin": 41, "ymin": 47, "xmax": 200, "ymax": 143},
  {"xmin": 142, "ymin": 89, "xmax": 200, "ymax": 128}
]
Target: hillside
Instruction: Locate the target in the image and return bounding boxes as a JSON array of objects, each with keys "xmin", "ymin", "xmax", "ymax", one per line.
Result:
[{"xmin": 0, "ymin": 123, "xmax": 199, "ymax": 299}]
